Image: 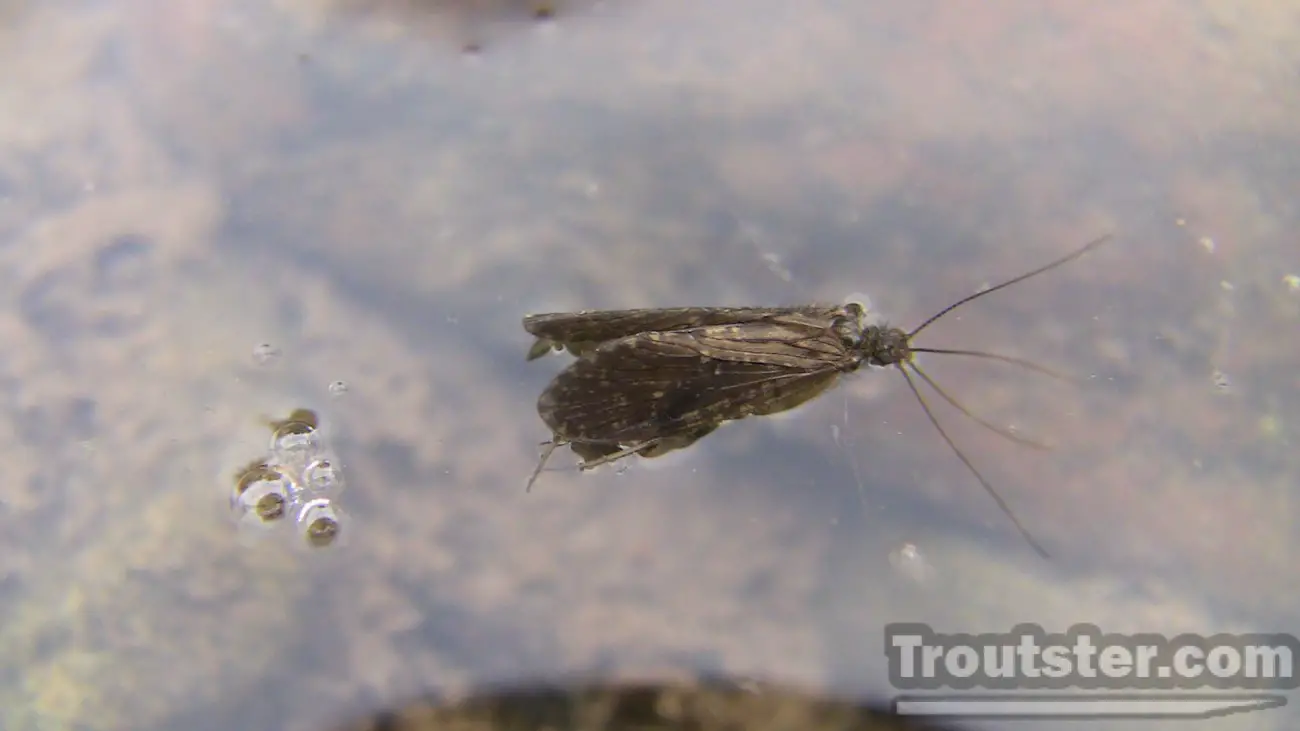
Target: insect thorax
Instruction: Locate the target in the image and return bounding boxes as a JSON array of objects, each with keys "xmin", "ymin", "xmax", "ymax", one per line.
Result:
[
  {"xmin": 853, "ymin": 324, "xmax": 912, "ymax": 367},
  {"xmin": 826, "ymin": 302, "xmax": 910, "ymax": 368}
]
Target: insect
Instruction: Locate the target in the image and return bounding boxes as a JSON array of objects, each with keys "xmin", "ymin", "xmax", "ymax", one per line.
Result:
[{"xmin": 522, "ymin": 235, "xmax": 1112, "ymax": 557}]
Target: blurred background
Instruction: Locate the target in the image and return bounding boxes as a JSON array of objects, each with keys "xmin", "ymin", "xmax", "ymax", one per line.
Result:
[{"xmin": 0, "ymin": 0, "xmax": 1296, "ymax": 729}]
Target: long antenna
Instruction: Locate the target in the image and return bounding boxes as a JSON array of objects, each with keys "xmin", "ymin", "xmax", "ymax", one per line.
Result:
[
  {"xmin": 911, "ymin": 347, "xmax": 1075, "ymax": 383},
  {"xmin": 909, "ymin": 234, "xmax": 1112, "ymax": 339},
  {"xmin": 896, "ymin": 364, "xmax": 1050, "ymax": 559},
  {"xmin": 908, "ymin": 363, "xmax": 1052, "ymax": 451}
]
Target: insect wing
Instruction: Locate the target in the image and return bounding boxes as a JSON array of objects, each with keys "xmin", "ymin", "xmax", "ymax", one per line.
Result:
[
  {"xmin": 523, "ymin": 306, "xmax": 848, "ymax": 360},
  {"xmin": 537, "ymin": 316, "xmax": 856, "ymax": 444},
  {"xmin": 523, "ymin": 306, "xmax": 847, "ymax": 341},
  {"xmin": 569, "ymin": 440, "xmax": 625, "ymax": 462},
  {"xmin": 636, "ymin": 422, "xmax": 721, "ymax": 459}
]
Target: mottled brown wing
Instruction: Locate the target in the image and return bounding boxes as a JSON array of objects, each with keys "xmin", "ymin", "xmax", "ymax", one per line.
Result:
[
  {"xmin": 636, "ymin": 422, "xmax": 721, "ymax": 459},
  {"xmin": 523, "ymin": 305, "xmax": 848, "ymax": 360},
  {"xmin": 566, "ymin": 422, "xmax": 722, "ymax": 465},
  {"xmin": 536, "ymin": 316, "xmax": 858, "ymax": 444}
]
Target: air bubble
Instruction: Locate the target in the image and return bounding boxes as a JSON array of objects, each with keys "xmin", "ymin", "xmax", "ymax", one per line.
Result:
[
  {"xmin": 296, "ymin": 498, "xmax": 348, "ymax": 549},
  {"xmin": 228, "ymin": 407, "xmax": 355, "ymax": 551},
  {"xmin": 842, "ymin": 292, "xmax": 872, "ymax": 311},
  {"xmin": 889, "ymin": 542, "xmax": 934, "ymax": 584},
  {"xmin": 302, "ymin": 457, "xmax": 344, "ymax": 496},
  {"xmin": 1211, "ymin": 368, "xmax": 1231, "ymax": 391},
  {"xmin": 328, "ymin": 380, "xmax": 349, "ymax": 398},
  {"xmin": 252, "ymin": 342, "xmax": 281, "ymax": 365},
  {"xmin": 270, "ymin": 421, "xmax": 322, "ymax": 461},
  {"xmin": 231, "ymin": 467, "xmax": 292, "ymax": 524}
]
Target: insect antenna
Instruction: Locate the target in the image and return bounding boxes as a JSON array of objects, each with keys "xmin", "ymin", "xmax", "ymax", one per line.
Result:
[
  {"xmin": 907, "ymin": 234, "xmax": 1112, "ymax": 339},
  {"xmin": 906, "ymin": 361, "xmax": 1052, "ymax": 450},
  {"xmin": 895, "ymin": 364, "xmax": 1051, "ymax": 559},
  {"xmin": 910, "ymin": 347, "xmax": 1076, "ymax": 384},
  {"xmin": 884, "ymin": 236, "xmax": 1110, "ymax": 557},
  {"xmin": 882, "ymin": 235, "xmax": 1113, "ymax": 522}
]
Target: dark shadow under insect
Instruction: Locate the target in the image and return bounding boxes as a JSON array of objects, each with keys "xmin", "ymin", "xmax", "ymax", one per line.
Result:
[{"xmin": 521, "ymin": 235, "xmax": 1112, "ymax": 558}]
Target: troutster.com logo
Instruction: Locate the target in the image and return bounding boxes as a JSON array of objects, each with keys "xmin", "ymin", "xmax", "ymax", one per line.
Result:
[{"xmin": 886, "ymin": 623, "xmax": 1295, "ymax": 720}]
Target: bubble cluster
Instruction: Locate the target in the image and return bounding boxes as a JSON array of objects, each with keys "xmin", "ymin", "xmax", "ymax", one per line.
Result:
[
  {"xmin": 229, "ymin": 408, "xmax": 350, "ymax": 550},
  {"xmin": 252, "ymin": 342, "xmax": 281, "ymax": 366},
  {"xmin": 889, "ymin": 542, "xmax": 934, "ymax": 585}
]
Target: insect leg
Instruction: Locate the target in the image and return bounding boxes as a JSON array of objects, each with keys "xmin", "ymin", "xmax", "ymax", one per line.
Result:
[
  {"xmin": 526, "ymin": 338, "xmax": 561, "ymax": 361},
  {"xmin": 525, "ymin": 441, "xmax": 561, "ymax": 492},
  {"xmin": 575, "ymin": 438, "xmax": 664, "ymax": 471}
]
